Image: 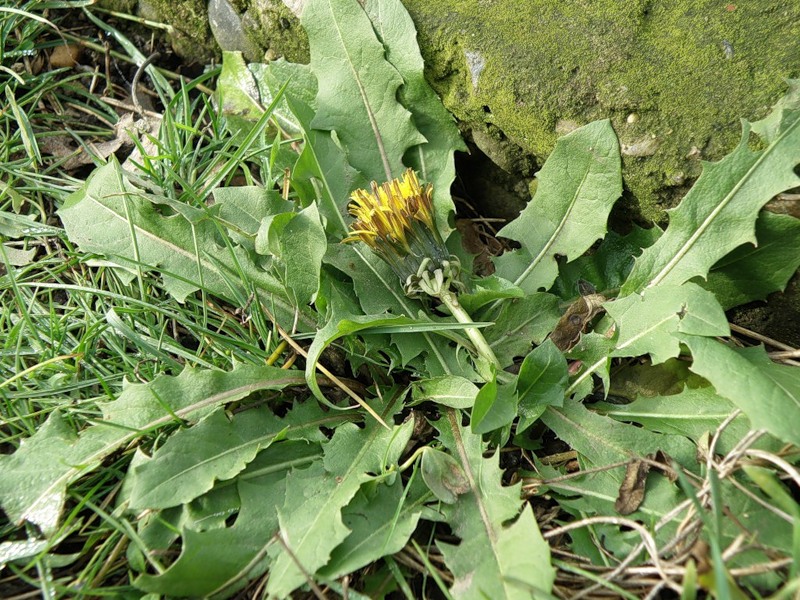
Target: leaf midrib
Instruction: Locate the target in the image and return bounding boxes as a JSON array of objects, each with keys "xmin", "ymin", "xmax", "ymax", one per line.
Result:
[
  {"xmin": 447, "ymin": 409, "xmax": 520, "ymax": 593},
  {"xmin": 647, "ymin": 116, "xmax": 800, "ymax": 288},
  {"xmin": 19, "ymin": 376, "xmax": 306, "ymax": 526},
  {"xmin": 135, "ymin": 415, "xmax": 340, "ymax": 507},
  {"xmin": 513, "ymin": 162, "xmax": 592, "ymax": 289},
  {"xmin": 325, "ymin": 0, "xmax": 392, "ymax": 181}
]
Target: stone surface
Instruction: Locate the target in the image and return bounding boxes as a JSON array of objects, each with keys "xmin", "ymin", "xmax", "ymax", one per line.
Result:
[
  {"xmin": 209, "ymin": 0, "xmax": 262, "ymax": 60},
  {"xmin": 401, "ymin": 0, "xmax": 799, "ymax": 220}
]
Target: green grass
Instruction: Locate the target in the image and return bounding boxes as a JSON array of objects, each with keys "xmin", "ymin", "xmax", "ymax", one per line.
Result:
[{"xmin": 0, "ymin": 5, "xmax": 291, "ymax": 595}]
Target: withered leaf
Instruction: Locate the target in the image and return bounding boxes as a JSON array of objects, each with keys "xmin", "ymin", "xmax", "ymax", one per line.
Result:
[
  {"xmin": 615, "ymin": 457, "xmax": 651, "ymax": 515},
  {"xmin": 549, "ymin": 293, "xmax": 606, "ymax": 351},
  {"xmin": 614, "ymin": 450, "xmax": 676, "ymax": 514}
]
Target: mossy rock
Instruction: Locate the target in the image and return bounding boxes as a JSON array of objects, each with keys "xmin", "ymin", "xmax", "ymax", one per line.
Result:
[
  {"xmin": 144, "ymin": 0, "xmax": 798, "ymax": 222},
  {"xmin": 402, "ymin": 0, "xmax": 799, "ymax": 221}
]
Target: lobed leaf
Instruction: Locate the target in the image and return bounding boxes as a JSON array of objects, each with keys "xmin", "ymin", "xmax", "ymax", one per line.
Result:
[
  {"xmin": 255, "ymin": 58, "xmax": 362, "ymax": 236},
  {"xmin": 551, "ymin": 226, "xmax": 662, "ymax": 299},
  {"xmin": 604, "ymin": 282, "xmax": 730, "ymax": 364},
  {"xmin": 679, "ymin": 338, "xmax": 800, "ymax": 446},
  {"xmin": 266, "ymin": 414, "xmax": 414, "ymax": 597},
  {"xmin": 696, "ymin": 210, "xmax": 800, "ymax": 310},
  {"xmin": 324, "ymin": 243, "xmax": 476, "ymax": 378},
  {"xmin": 302, "ymin": 0, "xmax": 425, "ymax": 182},
  {"xmin": 255, "ymin": 203, "xmax": 327, "ymax": 306},
  {"xmin": 57, "ymin": 160, "xmax": 305, "ymax": 328},
  {"xmin": 542, "ymin": 398, "xmax": 697, "ymax": 472},
  {"xmin": 127, "ymin": 402, "xmax": 333, "ymax": 510},
  {"xmin": 0, "ymin": 365, "xmax": 306, "ymax": 535},
  {"xmin": 436, "ymin": 412, "xmax": 554, "ymax": 598},
  {"xmin": 563, "ymin": 331, "xmax": 616, "ymax": 401},
  {"xmin": 483, "ymin": 293, "xmax": 561, "ymax": 366},
  {"xmin": 135, "ymin": 441, "xmax": 322, "ymax": 597},
  {"xmin": 214, "ymin": 185, "xmax": 292, "ymax": 252},
  {"xmin": 318, "ymin": 478, "xmax": 427, "ymax": 579},
  {"xmin": 622, "ymin": 81, "xmax": 800, "ymax": 294},
  {"xmin": 594, "ymin": 386, "xmax": 757, "ymax": 455},
  {"xmin": 540, "ymin": 399, "xmax": 696, "ymax": 537},
  {"xmin": 493, "ymin": 119, "xmax": 622, "ymax": 294},
  {"xmin": 364, "ymin": 0, "xmax": 466, "ymax": 235}
]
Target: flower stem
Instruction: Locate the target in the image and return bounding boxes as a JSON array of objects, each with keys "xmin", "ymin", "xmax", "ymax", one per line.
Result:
[{"xmin": 439, "ymin": 289, "xmax": 500, "ymax": 372}]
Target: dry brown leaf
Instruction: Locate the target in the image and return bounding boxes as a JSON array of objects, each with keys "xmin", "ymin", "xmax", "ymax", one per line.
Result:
[
  {"xmin": 614, "ymin": 451, "xmax": 676, "ymax": 515},
  {"xmin": 615, "ymin": 457, "xmax": 651, "ymax": 515},
  {"xmin": 549, "ymin": 293, "xmax": 606, "ymax": 351}
]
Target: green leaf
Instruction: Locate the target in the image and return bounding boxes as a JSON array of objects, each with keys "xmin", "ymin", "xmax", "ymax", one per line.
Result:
[
  {"xmin": 471, "ymin": 374, "xmax": 518, "ymax": 434},
  {"xmin": 257, "ymin": 59, "xmax": 362, "ymax": 236},
  {"xmin": 540, "ymin": 399, "xmax": 696, "ymax": 532},
  {"xmin": 516, "ymin": 339, "xmax": 569, "ymax": 432},
  {"xmin": 127, "ymin": 402, "xmax": 333, "ymax": 510},
  {"xmin": 0, "ymin": 538, "xmax": 50, "ymax": 569},
  {"xmin": 436, "ymin": 412, "xmax": 555, "ymax": 598},
  {"xmin": 266, "ymin": 415, "xmax": 414, "ymax": 597},
  {"xmin": 325, "ymin": 243, "xmax": 474, "ymax": 378},
  {"xmin": 604, "ymin": 282, "xmax": 729, "ymax": 364},
  {"xmin": 552, "ymin": 226, "xmax": 662, "ymax": 299},
  {"xmin": 214, "ymin": 186, "xmax": 291, "ymax": 251},
  {"xmin": 304, "ymin": 306, "xmax": 450, "ymax": 405},
  {"xmin": 280, "ymin": 204, "xmax": 327, "ymax": 305},
  {"xmin": 410, "ymin": 376, "xmax": 479, "ymax": 409},
  {"xmin": 595, "ymin": 386, "xmax": 755, "ymax": 455},
  {"xmin": 743, "ymin": 466, "xmax": 800, "ymax": 519},
  {"xmin": 483, "ymin": 293, "xmax": 561, "ymax": 366},
  {"xmin": 319, "ymin": 478, "xmax": 427, "ymax": 579},
  {"xmin": 0, "ymin": 365, "xmax": 306, "ymax": 535},
  {"xmin": 459, "ymin": 275, "xmax": 525, "ymax": 314},
  {"xmin": 621, "ymin": 84, "xmax": 800, "ymax": 293},
  {"xmin": 57, "ymin": 160, "xmax": 303, "ymax": 327},
  {"xmin": 542, "ymin": 398, "xmax": 697, "ymax": 471},
  {"xmin": 679, "ymin": 338, "xmax": 800, "ymax": 446},
  {"xmin": 302, "ymin": 0, "xmax": 425, "ymax": 182},
  {"xmin": 750, "ymin": 79, "xmax": 800, "ymax": 143},
  {"xmin": 493, "ymin": 119, "xmax": 622, "ymax": 294},
  {"xmin": 421, "ymin": 448, "xmax": 470, "ymax": 504},
  {"xmin": 256, "ymin": 203, "xmax": 327, "ymax": 306},
  {"xmin": 696, "ymin": 211, "xmax": 800, "ymax": 310},
  {"xmin": 565, "ymin": 331, "xmax": 616, "ymax": 400},
  {"xmin": 135, "ymin": 441, "xmax": 320, "ymax": 597},
  {"xmin": 0, "ymin": 210, "xmax": 61, "ymax": 238},
  {"xmin": 217, "ymin": 51, "xmax": 264, "ymax": 122},
  {"xmin": 1, "ymin": 243, "xmax": 36, "ymax": 266},
  {"xmin": 363, "ymin": 0, "xmax": 466, "ymax": 235}
]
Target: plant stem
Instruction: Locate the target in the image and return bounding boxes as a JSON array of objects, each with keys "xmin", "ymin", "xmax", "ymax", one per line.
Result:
[{"xmin": 439, "ymin": 289, "xmax": 500, "ymax": 371}]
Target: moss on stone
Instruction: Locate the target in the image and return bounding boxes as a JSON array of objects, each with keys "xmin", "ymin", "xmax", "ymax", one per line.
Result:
[
  {"xmin": 402, "ymin": 0, "xmax": 800, "ymax": 220},
  {"xmin": 139, "ymin": 0, "xmax": 218, "ymax": 61},
  {"xmin": 244, "ymin": 0, "xmax": 309, "ymax": 63}
]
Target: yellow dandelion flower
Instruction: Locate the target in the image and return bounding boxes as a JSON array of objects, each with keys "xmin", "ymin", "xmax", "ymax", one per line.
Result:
[{"xmin": 343, "ymin": 168, "xmax": 459, "ymax": 298}]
